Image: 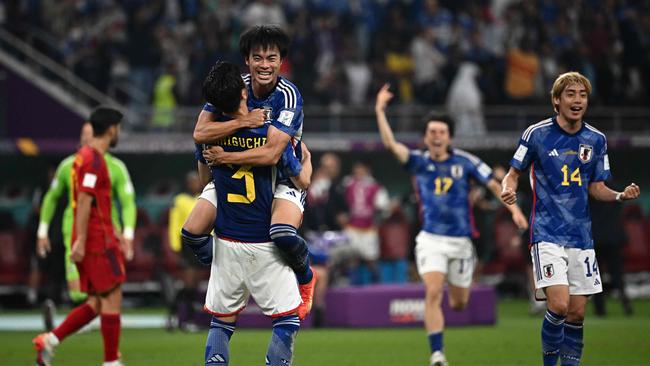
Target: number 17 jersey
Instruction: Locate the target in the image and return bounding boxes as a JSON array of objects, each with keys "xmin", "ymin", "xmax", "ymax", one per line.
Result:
[{"xmin": 510, "ymin": 117, "xmax": 611, "ymax": 249}]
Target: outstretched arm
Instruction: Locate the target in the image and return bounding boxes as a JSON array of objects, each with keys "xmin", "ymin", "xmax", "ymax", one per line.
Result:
[
  {"xmin": 374, "ymin": 84, "xmax": 410, "ymax": 164},
  {"xmin": 487, "ymin": 178, "xmax": 528, "ymax": 230},
  {"xmin": 193, "ymin": 108, "xmax": 266, "ymax": 144},
  {"xmin": 589, "ymin": 181, "xmax": 640, "ymax": 202}
]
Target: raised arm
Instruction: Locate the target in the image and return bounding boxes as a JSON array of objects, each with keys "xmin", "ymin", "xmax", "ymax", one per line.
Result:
[
  {"xmin": 193, "ymin": 108, "xmax": 266, "ymax": 144},
  {"xmin": 487, "ymin": 178, "xmax": 528, "ymax": 230},
  {"xmin": 589, "ymin": 181, "xmax": 640, "ymax": 202},
  {"xmin": 374, "ymin": 84, "xmax": 410, "ymax": 164}
]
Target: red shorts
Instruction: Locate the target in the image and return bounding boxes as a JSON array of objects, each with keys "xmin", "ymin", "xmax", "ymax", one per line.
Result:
[{"xmin": 77, "ymin": 247, "xmax": 125, "ymax": 294}]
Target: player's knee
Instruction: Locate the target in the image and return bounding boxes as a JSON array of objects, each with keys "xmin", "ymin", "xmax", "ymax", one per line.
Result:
[
  {"xmin": 567, "ymin": 306, "xmax": 586, "ymax": 323},
  {"xmin": 448, "ymin": 297, "xmax": 468, "ymax": 311},
  {"xmin": 425, "ymin": 286, "xmax": 444, "ymax": 305},
  {"xmin": 181, "ymin": 229, "xmax": 213, "ymax": 265},
  {"xmin": 546, "ymin": 297, "xmax": 569, "ymax": 316}
]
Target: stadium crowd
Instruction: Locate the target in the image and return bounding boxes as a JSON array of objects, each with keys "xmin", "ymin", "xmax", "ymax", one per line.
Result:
[{"xmin": 2, "ymin": 0, "xmax": 650, "ymax": 109}]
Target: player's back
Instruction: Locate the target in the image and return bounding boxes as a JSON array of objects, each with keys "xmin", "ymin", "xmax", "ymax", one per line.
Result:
[{"xmin": 210, "ymin": 124, "xmax": 276, "ymax": 242}]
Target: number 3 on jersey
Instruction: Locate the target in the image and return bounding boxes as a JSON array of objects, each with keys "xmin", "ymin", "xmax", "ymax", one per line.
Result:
[
  {"xmin": 227, "ymin": 165, "xmax": 256, "ymax": 203},
  {"xmin": 561, "ymin": 165, "xmax": 582, "ymax": 186}
]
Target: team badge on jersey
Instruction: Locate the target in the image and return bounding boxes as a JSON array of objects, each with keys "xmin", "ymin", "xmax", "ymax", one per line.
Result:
[
  {"xmin": 578, "ymin": 144, "xmax": 593, "ymax": 163},
  {"xmin": 451, "ymin": 165, "xmax": 464, "ymax": 178},
  {"xmin": 543, "ymin": 264, "xmax": 554, "ymax": 278}
]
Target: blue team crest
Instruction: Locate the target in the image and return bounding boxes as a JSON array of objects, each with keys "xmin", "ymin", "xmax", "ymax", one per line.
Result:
[
  {"xmin": 451, "ymin": 164, "xmax": 464, "ymax": 178},
  {"xmin": 578, "ymin": 144, "xmax": 593, "ymax": 163}
]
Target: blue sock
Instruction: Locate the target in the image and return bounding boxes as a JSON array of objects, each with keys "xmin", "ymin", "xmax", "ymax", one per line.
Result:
[
  {"xmin": 269, "ymin": 224, "xmax": 313, "ymax": 284},
  {"xmin": 542, "ymin": 309, "xmax": 566, "ymax": 366},
  {"xmin": 205, "ymin": 317, "xmax": 235, "ymax": 365},
  {"xmin": 181, "ymin": 229, "xmax": 213, "ymax": 265},
  {"xmin": 266, "ymin": 315, "xmax": 300, "ymax": 366},
  {"xmin": 560, "ymin": 322, "xmax": 583, "ymax": 366},
  {"xmin": 428, "ymin": 331, "xmax": 443, "ymax": 353}
]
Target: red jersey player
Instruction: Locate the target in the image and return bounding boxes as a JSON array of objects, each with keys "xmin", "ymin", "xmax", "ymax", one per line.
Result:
[{"xmin": 33, "ymin": 107, "xmax": 129, "ymax": 366}]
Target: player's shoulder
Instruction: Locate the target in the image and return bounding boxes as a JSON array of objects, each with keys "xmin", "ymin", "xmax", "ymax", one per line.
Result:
[
  {"xmin": 520, "ymin": 117, "xmax": 554, "ymax": 142},
  {"xmin": 275, "ymin": 76, "xmax": 302, "ymax": 109},
  {"xmin": 582, "ymin": 122, "xmax": 607, "ymax": 144},
  {"xmin": 59, "ymin": 154, "xmax": 76, "ymax": 169},
  {"xmin": 452, "ymin": 148, "xmax": 483, "ymax": 166},
  {"xmin": 105, "ymin": 153, "xmax": 128, "ymax": 171}
]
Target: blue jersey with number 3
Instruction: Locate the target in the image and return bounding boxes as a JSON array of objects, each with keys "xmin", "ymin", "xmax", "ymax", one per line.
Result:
[
  {"xmin": 196, "ymin": 124, "xmax": 275, "ymax": 243},
  {"xmin": 406, "ymin": 148, "xmax": 493, "ymax": 238},
  {"xmin": 510, "ymin": 117, "xmax": 611, "ymax": 249}
]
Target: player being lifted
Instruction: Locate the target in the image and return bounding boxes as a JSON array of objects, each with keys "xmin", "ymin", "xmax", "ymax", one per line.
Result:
[
  {"xmin": 33, "ymin": 108, "xmax": 129, "ymax": 366},
  {"xmin": 195, "ymin": 60, "xmax": 309, "ymax": 366},
  {"xmin": 185, "ymin": 25, "xmax": 316, "ymax": 319},
  {"xmin": 501, "ymin": 72, "xmax": 640, "ymax": 366},
  {"xmin": 375, "ymin": 84, "xmax": 528, "ymax": 366},
  {"xmin": 37, "ymin": 121, "xmax": 135, "ymax": 314}
]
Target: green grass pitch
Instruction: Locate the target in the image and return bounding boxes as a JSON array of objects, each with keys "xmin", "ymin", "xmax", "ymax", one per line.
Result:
[{"xmin": 2, "ymin": 299, "xmax": 649, "ymax": 365}]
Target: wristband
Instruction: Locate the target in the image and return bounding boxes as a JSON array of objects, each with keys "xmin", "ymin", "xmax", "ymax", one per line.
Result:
[
  {"xmin": 37, "ymin": 222, "xmax": 49, "ymax": 239},
  {"xmin": 615, "ymin": 192, "xmax": 624, "ymax": 202},
  {"xmin": 123, "ymin": 227, "xmax": 135, "ymax": 240}
]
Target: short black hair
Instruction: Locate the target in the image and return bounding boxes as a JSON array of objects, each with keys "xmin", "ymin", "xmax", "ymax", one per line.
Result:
[
  {"xmin": 422, "ymin": 111, "xmax": 455, "ymax": 137},
  {"xmin": 89, "ymin": 107, "xmax": 122, "ymax": 136},
  {"xmin": 239, "ymin": 25, "xmax": 290, "ymax": 59},
  {"xmin": 202, "ymin": 61, "xmax": 245, "ymax": 114}
]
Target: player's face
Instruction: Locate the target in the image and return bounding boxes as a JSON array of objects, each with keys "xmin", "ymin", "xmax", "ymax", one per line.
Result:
[
  {"xmin": 424, "ymin": 121, "xmax": 450, "ymax": 152},
  {"xmin": 109, "ymin": 124, "xmax": 120, "ymax": 148},
  {"xmin": 245, "ymin": 45, "xmax": 282, "ymax": 87},
  {"xmin": 555, "ymin": 83, "xmax": 588, "ymax": 123}
]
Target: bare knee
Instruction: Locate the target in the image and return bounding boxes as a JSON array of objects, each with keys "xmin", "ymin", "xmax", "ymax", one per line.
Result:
[
  {"xmin": 567, "ymin": 306, "xmax": 586, "ymax": 323},
  {"xmin": 547, "ymin": 297, "xmax": 569, "ymax": 316},
  {"xmin": 425, "ymin": 286, "xmax": 444, "ymax": 307},
  {"xmin": 449, "ymin": 297, "xmax": 468, "ymax": 311}
]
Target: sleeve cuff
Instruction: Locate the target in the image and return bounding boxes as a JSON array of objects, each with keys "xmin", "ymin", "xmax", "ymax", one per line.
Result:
[
  {"xmin": 123, "ymin": 227, "xmax": 135, "ymax": 240},
  {"xmin": 37, "ymin": 222, "xmax": 49, "ymax": 239}
]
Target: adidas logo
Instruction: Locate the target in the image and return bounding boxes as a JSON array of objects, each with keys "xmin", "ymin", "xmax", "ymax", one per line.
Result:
[
  {"xmin": 548, "ymin": 149, "xmax": 559, "ymax": 157},
  {"xmin": 207, "ymin": 353, "xmax": 226, "ymax": 364},
  {"xmin": 594, "ymin": 278, "xmax": 601, "ymax": 286}
]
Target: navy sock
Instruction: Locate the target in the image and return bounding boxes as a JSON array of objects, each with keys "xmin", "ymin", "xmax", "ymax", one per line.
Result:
[
  {"xmin": 428, "ymin": 331, "xmax": 443, "ymax": 353},
  {"xmin": 269, "ymin": 224, "xmax": 313, "ymax": 284},
  {"xmin": 542, "ymin": 309, "xmax": 566, "ymax": 366},
  {"xmin": 266, "ymin": 315, "xmax": 300, "ymax": 366},
  {"xmin": 205, "ymin": 317, "xmax": 235, "ymax": 365},
  {"xmin": 560, "ymin": 322, "xmax": 583, "ymax": 366},
  {"xmin": 181, "ymin": 229, "xmax": 213, "ymax": 265}
]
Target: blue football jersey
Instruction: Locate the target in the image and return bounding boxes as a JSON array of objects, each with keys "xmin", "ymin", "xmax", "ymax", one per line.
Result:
[
  {"xmin": 196, "ymin": 121, "xmax": 276, "ymax": 243},
  {"xmin": 405, "ymin": 148, "xmax": 493, "ymax": 237},
  {"xmin": 202, "ymin": 74, "xmax": 304, "ymax": 180},
  {"xmin": 510, "ymin": 117, "xmax": 611, "ymax": 249}
]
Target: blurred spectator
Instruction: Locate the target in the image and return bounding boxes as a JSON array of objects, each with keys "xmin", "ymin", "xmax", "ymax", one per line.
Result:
[
  {"xmin": 302, "ymin": 153, "xmax": 348, "ymax": 326},
  {"xmin": 151, "ymin": 62, "xmax": 178, "ymax": 131},
  {"xmin": 342, "ymin": 161, "xmax": 390, "ymax": 285},
  {"xmin": 410, "ymin": 26, "xmax": 446, "ymax": 104},
  {"xmin": 167, "ymin": 171, "xmax": 206, "ymax": 331},
  {"xmin": 446, "ymin": 62, "xmax": 486, "ymax": 136},
  {"xmin": 241, "ymin": 0, "xmax": 286, "ymax": 29},
  {"xmin": 504, "ymin": 37, "xmax": 540, "ymax": 102},
  {"xmin": 591, "ymin": 198, "xmax": 633, "ymax": 316},
  {"xmin": 378, "ymin": 200, "xmax": 411, "ymax": 284}
]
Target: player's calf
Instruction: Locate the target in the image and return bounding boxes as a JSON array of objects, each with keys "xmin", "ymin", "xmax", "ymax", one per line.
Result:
[
  {"xmin": 181, "ymin": 228, "xmax": 214, "ymax": 265},
  {"xmin": 266, "ymin": 315, "xmax": 300, "ymax": 366}
]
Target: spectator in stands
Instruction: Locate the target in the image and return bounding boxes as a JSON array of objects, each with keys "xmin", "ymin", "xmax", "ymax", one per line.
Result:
[
  {"xmin": 167, "ymin": 171, "xmax": 206, "ymax": 331},
  {"xmin": 342, "ymin": 161, "xmax": 390, "ymax": 284},
  {"xmin": 378, "ymin": 199, "xmax": 411, "ymax": 284},
  {"xmin": 241, "ymin": 0, "xmax": 286, "ymax": 29},
  {"xmin": 504, "ymin": 36, "xmax": 540, "ymax": 102},
  {"xmin": 151, "ymin": 62, "xmax": 178, "ymax": 131},
  {"xmin": 446, "ymin": 62, "xmax": 486, "ymax": 136},
  {"xmin": 302, "ymin": 153, "xmax": 348, "ymax": 326},
  {"xmin": 410, "ymin": 26, "xmax": 446, "ymax": 104}
]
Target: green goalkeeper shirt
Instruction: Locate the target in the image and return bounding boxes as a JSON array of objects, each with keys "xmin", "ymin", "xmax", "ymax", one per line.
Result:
[{"xmin": 37, "ymin": 152, "xmax": 136, "ymax": 241}]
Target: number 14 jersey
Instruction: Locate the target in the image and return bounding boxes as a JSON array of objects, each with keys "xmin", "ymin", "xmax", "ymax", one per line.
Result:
[{"xmin": 510, "ymin": 117, "xmax": 611, "ymax": 249}]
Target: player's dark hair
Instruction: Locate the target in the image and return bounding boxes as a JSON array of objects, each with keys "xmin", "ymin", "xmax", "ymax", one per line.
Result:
[
  {"xmin": 202, "ymin": 61, "xmax": 245, "ymax": 114},
  {"xmin": 422, "ymin": 111, "xmax": 455, "ymax": 137},
  {"xmin": 239, "ymin": 25, "xmax": 290, "ymax": 59},
  {"xmin": 89, "ymin": 107, "xmax": 123, "ymax": 136}
]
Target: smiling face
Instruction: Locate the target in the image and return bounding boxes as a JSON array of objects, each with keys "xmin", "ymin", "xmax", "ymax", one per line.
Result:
[
  {"xmin": 424, "ymin": 121, "xmax": 451, "ymax": 155},
  {"xmin": 554, "ymin": 82, "xmax": 589, "ymax": 124},
  {"xmin": 245, "ymin": 45, "xmax": 282, "ymax": 93}
]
